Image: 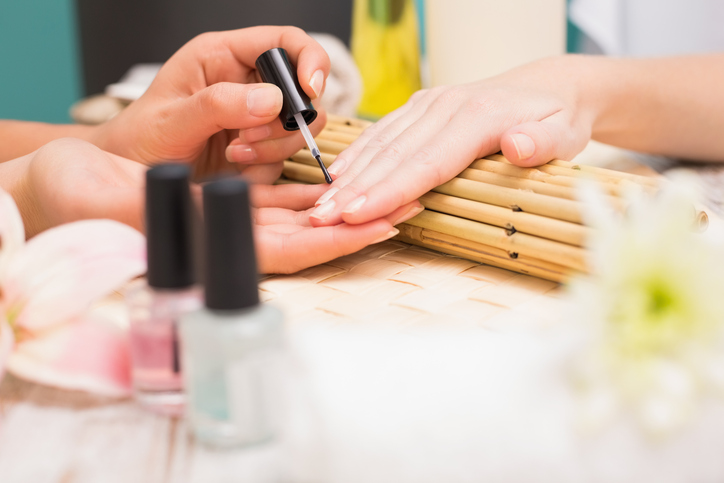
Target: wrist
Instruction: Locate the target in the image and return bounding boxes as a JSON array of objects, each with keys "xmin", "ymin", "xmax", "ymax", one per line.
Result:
[{"xmin": 0, "ymin": 154, "xmax": 40, "ymax": 238}]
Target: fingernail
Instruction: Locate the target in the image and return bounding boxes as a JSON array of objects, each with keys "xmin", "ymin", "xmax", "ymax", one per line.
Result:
[
  {"xmin": 241, "ymin": 125, "xmax": 272, "ymax": 143},
  {"xmin": 315, "ymin": 187, "xmax": 339, "ymax": 207},
  {"xmin": 309, "ymin": 199, "xmax": 336, "ymax": 222},
  {"xmin": 309, "ymin": 70, "xmax": 324, "ymax": 98},
  {"xmin": 371, "ymin": 228, "xmax": 400, "ymax": 245},
  {"xmin": 227, "ymin": 144, "xmax": 256, "ymax": 163},
  {"xmin": 510, "ymin": 133, "xmax": 535, "ymax": 160},
  {"xmin": 248, "ymin": 85, "xmax": 282, "ymax": 117},
  {"xmin": 342, "ymin": 195, "xmax": 366, "ymax": 215},
  {"xmin": 391, "ymin": 205, "xmax": 425, "ymax": 226},
  {"xmin": 327, "ymin": 158, "xmax": 347, "ymax": 178}
]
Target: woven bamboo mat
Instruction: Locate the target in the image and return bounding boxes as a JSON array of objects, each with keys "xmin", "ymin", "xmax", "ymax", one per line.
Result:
[{"xmin": 259, "ymin": 240, "xmax": 563, "ymax": 326}]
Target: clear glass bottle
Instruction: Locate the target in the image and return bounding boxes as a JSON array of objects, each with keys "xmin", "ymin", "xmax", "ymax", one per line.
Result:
[
  {"xmin": 181, "ymin": 177, "xmax": 285, "ymax": 448},
  {"xmin": 128, "ymin": 164, "xmax": 199, "ymax": 415},
  {"xmin": 181, "ymin": 304, "xmax": 283, "ymax": 447}
]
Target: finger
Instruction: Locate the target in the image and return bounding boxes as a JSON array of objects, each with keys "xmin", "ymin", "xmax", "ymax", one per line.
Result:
[
  {"xmin": 339, "ymin": 113, "xmax": 488, "ymax": 225},
  {"xmin": 251, "ymin": 183, "xmax": 328, "ymax": 210},
  {"xmin": 255, "ymin": 219, "xmax": 397, "ymax": 274},
  {"xmin": 500, "ymin": 111, "xmax": 589, "ymax": 167},
  {"xmin": 172, "ymin": 82, "xmax": 284, "ymax": 142},
  {"xmin": 254, "ymin": 206, "xmax": 311, "ymax": 227},
  {"xmin": 327, "ymin": 88, "xmax": 436, "ymax": 181},
  {"xmin": 224, "ymin": 26, "xmax": 331, "ymax": 100},
  {"xmin": 236, "ymin": 162, "xmax": 284, "ymax": 185},
  {"xmin": 235, "ymin": 107, "xmax": 328, "ymax": 147},
  {"xmin": 228, "ymin": 111, "xmax": 328, "ymax": 165},
  {"xmin": 326, "ymin": 92, "xmax": 423, "ymax": 179}
]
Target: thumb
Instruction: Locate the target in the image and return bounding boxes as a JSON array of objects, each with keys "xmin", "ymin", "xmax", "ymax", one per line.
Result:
[
  {"xmin": 500, "ymin": 114, "xmax": 590, "ymax": 167},
  {"xmin": 174, "ymin": 82, "xmax": 283, "ymax": 140}
]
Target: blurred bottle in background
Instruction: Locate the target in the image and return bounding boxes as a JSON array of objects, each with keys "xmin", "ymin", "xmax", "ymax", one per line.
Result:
[
  {"xmin": 424, "ymin": 0, "xmax": 567, "ymax": 86},
  {"xmin": 352, "ymin": 0, "xmax": 422, "ymax": 119}
]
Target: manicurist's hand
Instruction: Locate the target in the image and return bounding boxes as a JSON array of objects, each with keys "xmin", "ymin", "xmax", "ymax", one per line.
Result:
[
  {"xmin": 94, "ymin": 26, "xmax": 331, "ymax": 184},
  {"xmin": 308, "ymin": 56, "xmax": 594, "ymax": 228},
  {"xmin": 3, "ymin": 138, "xmax": 401, "ymax": 273}
]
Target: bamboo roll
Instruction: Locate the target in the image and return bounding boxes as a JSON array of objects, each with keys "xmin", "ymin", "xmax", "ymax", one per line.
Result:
[
  {"xmin": 396, "ymin": 224, "xmax": 571, "ymax": 283},
  {"xmin": 283, "ymin": 160, "xmax": 326, "ymax": 184},
  {"xmin": 419, "ymin": 192, "xmax": 589, "ymax": 247},
  {"xmin": 433, "ymin": 177, "xmax": 584, "ymax": 224},
  {"xmin": 405, "ymin": 210, "xmax": 588, "ymax": 271}
]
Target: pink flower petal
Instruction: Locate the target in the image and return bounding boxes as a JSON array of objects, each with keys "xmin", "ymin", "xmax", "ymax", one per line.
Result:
[
  {"xmin": 7, "ymin": 302, "xmax": 131, "ymax": 397},
  {"xmin": 0, "ymin": 188, "xmax": 25, "ymax": 276},
  {"xmin": 0, "ymin": 316, "xmax": 15, "ymax": 382},
  {"xmin": 2, "ymin": 220, "xmax": 146, "ymax": 332}
]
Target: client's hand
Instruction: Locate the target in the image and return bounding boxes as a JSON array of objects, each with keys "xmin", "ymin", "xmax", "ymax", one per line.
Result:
[
  {"xmin": 9, "ymin": 139, "xmax": 400, "ymax": 274},
  {"xmin": 94, "ymin": 26, "xmax": 331, "ymax": 184},
  {"xmin": 308, "ymin": 56, "xmax": 594, "ymax": 227}
]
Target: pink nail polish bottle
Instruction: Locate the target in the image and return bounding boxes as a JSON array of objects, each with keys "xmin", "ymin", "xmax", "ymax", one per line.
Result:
[{"xmin": 126, "ymin": 164, "xmax": 201, "ymax": 415}]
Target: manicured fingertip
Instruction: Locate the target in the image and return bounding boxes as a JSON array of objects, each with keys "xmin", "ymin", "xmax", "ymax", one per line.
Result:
[
  {"xmin": 314, "ymin": 187, "xmax": 339, "ymax": 207},
  {"xmin": 391, "ymin": 204, "xmax": 425, "ymax": 226},
  {"xmin": 509, "ymin": 133, "xmax": 536, "ymax": 161},
  {"xmin": 342, "ymin": 195, "xmax": 366, "ymax": 215},
  {"xmin": 309, "ymin": 69, "xmax": 325, "ymax": 98},
  {"xmin": 247, "ymin": 85, "xmax": 283, "ymax": 117},
  {"xmin": 226, "ymin": 144, "xmax": 256, "ymax": 163},
  {"xmin": 371, "ymin": 228, "xmax": 399, "ymax": 244},
  {"xmin": 309, "ymin": 199, "xmax": 336, "ymax": 222}
]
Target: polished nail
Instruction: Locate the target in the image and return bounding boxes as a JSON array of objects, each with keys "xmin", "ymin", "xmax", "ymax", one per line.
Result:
[
  {"xmin": 309, "ymin": 70, "xmax": 324, "ymax": 98},
  {"xmin": 309, "ymin": 199, "xmax": 336, "ymax": 221},
  {"xmin": 510, "ymin": 133, "xmax": 536, "ymax": 160},
  {"xmin": 315, "ymin": 187, "xmax": 339, "ymax": 207},
  {"xmin": 248, "ymin": 86, "xmax": 282, "ymax": 117},
  {"xmin": 371, "ymin": 228, "xmax": 399, "ymax": 245},
  {"xmin": 342, "ymin": 195, "xmax": 366, "ymax": 215},
  {"xmin": 227, "ymin": 145, "xmax": 256, "ymax": 163},
  {"xmin": 240, "ymin": 125, "xmax": 272, "ymax": 143},
  {"xmin": 391, "ymin": 205, "xmax": 425, "ymax": 226},
  {"xmin": 327, "ymin": 159, "xmax": 347, "ymax": 178}
]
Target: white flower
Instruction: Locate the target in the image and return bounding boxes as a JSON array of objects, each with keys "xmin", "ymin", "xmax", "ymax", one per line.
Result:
[{"xmin": 568, "ymin": 181, "xmax": 724, "ymax": 437}]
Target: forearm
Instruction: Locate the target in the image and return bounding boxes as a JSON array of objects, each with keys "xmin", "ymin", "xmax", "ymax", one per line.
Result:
[
  {"xmin": 578, "ymin": 54, "xmax": 724, "ymax": 161},
  {"xmin": 0, "ymin": 154, "xmax": 42, "ymax": 235},
  {"xmin": 0, "ymin": 121, "xmax": 97, "ymax": 162}
]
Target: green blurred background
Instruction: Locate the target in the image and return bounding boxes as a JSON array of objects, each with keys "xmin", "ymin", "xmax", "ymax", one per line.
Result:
[{"xmin": 0, "ymin": 0, "xmax": 580, "ymax": 124}]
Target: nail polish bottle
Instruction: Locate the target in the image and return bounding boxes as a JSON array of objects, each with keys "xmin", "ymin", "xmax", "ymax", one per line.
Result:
[
  {"xmin": 181, "ymin": 178, "xmax": 284, "ymax": 448},
  {"xmin": 127, "ymin": 164, "xmax": 201, "ymax": 415}
]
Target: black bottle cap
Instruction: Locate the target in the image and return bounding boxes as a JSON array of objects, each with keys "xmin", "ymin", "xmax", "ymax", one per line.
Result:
[
  {"xmin": 145, "ymin": 164, "xmax": 195, "ymax": 289},
  {"xmin": 255, "ymin": 47, "xmax": 318, "ymax": 131},
  {"xmin": 202, "ymin": 178, "xmax": 260, "ymax": 311}
]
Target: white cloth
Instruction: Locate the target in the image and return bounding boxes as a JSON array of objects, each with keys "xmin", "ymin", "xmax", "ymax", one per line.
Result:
[{"xmin": 570, "ymin": 0, "xmax": 724, "ymax": 56}]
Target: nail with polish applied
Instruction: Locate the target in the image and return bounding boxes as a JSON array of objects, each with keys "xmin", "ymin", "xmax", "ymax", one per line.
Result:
[
  {"xmin": 342, "ymin": 195, "xmax": 366, "ymax": 215},
  {"xmin": 247, "ymin": 85, "xmax": 283, "ymax": 117},
  {"xmin": 315, "ymin": 187, "xmax": 339, "ymax": 207},
  {"xmin": 309, "ymin": 200, "xmax": 336, "ymax": 221},
  {"xmin": 327, "ymin": 159, "xmax": 347, "ymax": 178},
  {"xmin": 391, "ymin": 205, "xmax": 425, "ymax": 226},
  {"xmin": 309, "ymin": 70, "xmax": 324, "ymax": 98},
  {"xmin": 227, "ymin": 145, "xmax": 256, "ymax": 163},
  {"xmin": 371, "ymin": 228, "xmax": 399, "ymax": 245},
  {"xmin": 510, "ymin": 133, "xmax": 536, "ymax": 160}
]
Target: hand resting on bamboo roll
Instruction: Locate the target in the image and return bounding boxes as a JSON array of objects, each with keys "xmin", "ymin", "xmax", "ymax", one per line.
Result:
[{"xmin": 309, "ymin": 54, "xmax": 724, "ymax": 228}]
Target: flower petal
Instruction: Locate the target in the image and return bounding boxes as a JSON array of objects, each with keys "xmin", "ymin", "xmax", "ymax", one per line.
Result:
[
  {"xmin": 2, "ymin": 220, "xmax": 146, "ymax": 331},
  {"xmin": 7, "ymin": 300, "xmax": 131, "ymax": 397},
  {"xmin": 0, "ymin": 316, "xmax": 15, "ymax": 381},
  {"xmin": 0, "ymin": 188, "xmax": 25, "ymax": 277}
]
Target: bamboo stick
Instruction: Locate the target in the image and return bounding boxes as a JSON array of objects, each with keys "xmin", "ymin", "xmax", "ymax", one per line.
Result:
[
  {"xmin": 283, "ymin": 160, "xmax": 326, "ymax": 184},
  {"xmin": 405, "ymin": 210, "xmax": 588, "ymax": 271},
  {"xmin": 419, "ymin": 192, "xmax": 589, "ymax": 247},
  {"xmin": 317, "ymin": 129, "xmax": 359, "ymax": 145},
  {"xmin": 548, "ymin": 158, "xmax": 660, "ymax": 188},
  {"xmin": 433, "ymin": 177, "xmax": 584, "ymax": 224},
  {"xmin": 290, "ymin": 149, "xmax": 336, "ymax": 168},
  {"xmin": 396, "ymin": 224, "xmax": 571, "ymax": 283},
  {"xmin": 314, "ymin": 138, "xmax": 348, "ymax": 155},
  {"xmin": 326, "ymin": 113, "xmax": 373, "ymax": 130},
  {"xmin": 458, "ymin": 167, "xmax": 579, "ymax": 200}
]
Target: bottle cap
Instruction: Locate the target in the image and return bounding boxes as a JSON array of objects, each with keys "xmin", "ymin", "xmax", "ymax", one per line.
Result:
[
  {"xmin": 145, "ymin": 164, "xmax": 195, "ymax": 289},
  {"xmin": 202, "ymin": 178, "xmax": 260, "ymax": 311},
  {"xmin": 255, "ymin": 47, "xmax": 318, "ymax": 131}
]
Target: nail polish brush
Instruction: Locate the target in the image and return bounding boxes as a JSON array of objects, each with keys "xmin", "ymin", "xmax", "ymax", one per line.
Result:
[{"xmin": 256, "ymin": 47, "xmax": 333, "ymax": 184}]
